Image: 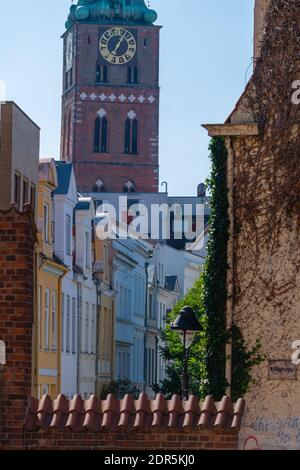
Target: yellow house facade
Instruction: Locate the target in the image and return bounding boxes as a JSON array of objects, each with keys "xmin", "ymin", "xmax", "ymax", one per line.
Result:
[
  {"xmin": 94, "ymin": 237, "xmax": 115, "ymax": 393},
  {"xmin": 35, "ymin": 159, "xmax": 68, "ymax": 398}
]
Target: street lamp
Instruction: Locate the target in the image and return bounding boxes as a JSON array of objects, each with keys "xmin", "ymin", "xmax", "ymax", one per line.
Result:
[{"xmin": 170, "ymin": 306, "xmax": 202, "ymax": 400}]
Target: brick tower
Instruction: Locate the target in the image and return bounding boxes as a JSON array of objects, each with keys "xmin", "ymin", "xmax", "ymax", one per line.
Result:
[{"xmin": 61, "ymin": 0, "xmax": 160, "ymax": 194}]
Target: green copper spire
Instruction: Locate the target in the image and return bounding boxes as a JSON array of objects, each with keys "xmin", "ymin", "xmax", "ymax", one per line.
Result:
[{"xmin": 66, "ymin": 0, "xmax": 158, "ymax": 30}]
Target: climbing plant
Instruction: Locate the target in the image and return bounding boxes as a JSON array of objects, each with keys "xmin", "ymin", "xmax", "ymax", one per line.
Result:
[
  {"xmin": 203, "ymin": 136, "xmax": 229, "ymax": 400},
  {"xmin": 155, "ymin": 137, "xmax": 264, "ymax": 401}
]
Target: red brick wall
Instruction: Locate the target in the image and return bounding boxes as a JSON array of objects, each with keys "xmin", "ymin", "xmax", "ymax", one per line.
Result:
[
  {"xmin": 23, "ymin": 429, "xmax": 238, "ymax": 451},
  {"xmin": 0, "ymin": 207, "xmax": 35, "ymax": 450}
]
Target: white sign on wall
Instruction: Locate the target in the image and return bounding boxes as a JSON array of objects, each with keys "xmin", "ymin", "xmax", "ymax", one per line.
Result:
[{"xmin": 0, "ymin": 340, "xmax": 6, "ymax": 365}]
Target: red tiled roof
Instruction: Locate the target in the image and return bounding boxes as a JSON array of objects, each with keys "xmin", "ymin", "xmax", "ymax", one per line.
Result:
[{"xmin": 24, "ymin": 394, "xmax": 245, "ymax": 432}]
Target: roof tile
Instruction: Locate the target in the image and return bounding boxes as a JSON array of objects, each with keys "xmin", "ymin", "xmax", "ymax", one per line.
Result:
[{"xmin": 24, "ymin": 394, "xmax": 245, "ymax": 433}]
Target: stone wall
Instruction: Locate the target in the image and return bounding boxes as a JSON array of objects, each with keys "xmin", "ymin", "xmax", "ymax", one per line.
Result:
[
  {"xmin": 204, "ymin": 0, "xmax": 300, "ymax": 450},
  {"xmin": 226, "ymin": 132, "xmax": 300, "ymax": 449}
]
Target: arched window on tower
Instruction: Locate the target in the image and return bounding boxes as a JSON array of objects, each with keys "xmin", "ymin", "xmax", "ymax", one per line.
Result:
[
  {"xmin": 123, "ymin": 180, "xmax": 136, "ymax": 193},
  {"xmin": 93, "ymin": 179, "xmax": 106, "ymax": 193},
  {"xmin": 94, "ymin": 115, "xmax": 108, "ymax": 153},
  {"xmin": 127, "ymin": 66, "xmax": 138, "ymax": 84},
  {"xmin": 124, "ymin": 117, "xmax": 138, "ymax": 155},
  {"xmin": 96, "ymin": 64, "xmax": 108, "ymax": 83},
  {"xmin": 66, "ymin": 110, "xmax": 72, "ymax": 160}
]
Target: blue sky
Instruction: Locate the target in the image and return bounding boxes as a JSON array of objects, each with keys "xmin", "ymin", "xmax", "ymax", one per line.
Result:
[{"xmin": 0, "ymin": 0, "xmax": 255, "ymax": 196}]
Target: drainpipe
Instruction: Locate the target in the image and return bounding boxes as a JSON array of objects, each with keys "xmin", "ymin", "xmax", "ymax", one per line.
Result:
[
  {"xmin": 95, "ymin": 279, "xmax": 101, "ymax": 395},
  {"xmin": 143, "ymin": 261, "xmax": 149, "ymax": 392},
  {"xmin": 76, "ymin": 280, "xmax": 82, "ymax": 394},
  {"xmin": 57, "ymin": 272, "xmax": 64, "ymax": 394},
  {"xmin": 155, "ymin": 336, "xmax": 158, "ymax": 386},
  {"xmin": 32, "ymin": 250, "xmax": 38, "ymax": 396},
  {"xmin": 225, "ymin": 136, "xmax": 235, "ymax": 397}
]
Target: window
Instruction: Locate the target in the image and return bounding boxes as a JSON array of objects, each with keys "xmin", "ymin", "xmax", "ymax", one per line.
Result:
[
  {"xmin": 132, "ymin": 119, "xmax": 138, "ymax": 154},
  {"xmin": 66, "ymin": 214, "xmax": 72, "ymax": 255},
  {"xmin": 72, "ymin": 297, "xmax": 76, "ymax": 354},
  {"xmin": 85, "ymin": 302, "xmax": 89, "ymax": 353},
  {"xmin": 123, "ymin": 180, "xmax": 136, "ymax": 193},
  {"xmin": 14, "ymin": 173, "xmax": 21, "ymax": 209},
  {"xmin": 45, "ymin": 289, "xmax": 50, "ymax": 350},
  {"xmin": 52, "ymin": 291, "xmax": 57, "ymax": 351},
  {"xmin": 91, "ymin": 304, "xmax": 96, "ymax": 354},
  {"xmin": 38, "ymin": 286, "xmax": 42, "ymax": 350},
  {"xmin": 127, "ymin": 66, "xmax": 138, "ymax": 84},
  {"xmin": 61, "ymin": 293, "xmax": 65, "ymax": 352},
  {"xmin": 43, "ymin": 204, "xmax": 49, "ymax": 243},
  {"xmin": 85, "ymin": 232, "xmax": 90, "ymax": 268},
  {"xmin": 148, "ymin": 293, "xmax": 153, "ymax": 319},
  {"xmin": 115, "ymin": 344, "xmax": 131, "ymax": 380},
  {"xmin": 94, "ymin": 116, "xmax": 108, "ymax": 153},
  {"xmin": 65, "ymin": 69, "xmax": 73, "ymax": 90},
  {"xmin": 66, "ymin": 110, "xmax": 71, "ymax": 159},
  {"xmin": 22, "ymin": 179, "xmax": 29, "ymax": 209},
  {"xmin": 66, "ymin": 295, "xmax": 71, "ymax": 353},
  {"xmin": 124, "ymin": 118, "xmax": 138, "ymax": 154},
  {"xmin": 93, "ymin": 178, "xmax": 106, "ymax": 193},
  {"xmin": 146, "ymin": 348, "xmax": 155, "ymax": 386},
  {"xmin": 30, "ymin": 184, "xmax": 36, "ymax": 213},
  {"xmin": 96, "ymin": 64, "xmax": 108, "ymax": 83}
]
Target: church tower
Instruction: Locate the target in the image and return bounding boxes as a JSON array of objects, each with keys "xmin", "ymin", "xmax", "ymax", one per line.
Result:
[{"xmin": 61, "ymin": 0, "xmax": 160, "ymax": 194}]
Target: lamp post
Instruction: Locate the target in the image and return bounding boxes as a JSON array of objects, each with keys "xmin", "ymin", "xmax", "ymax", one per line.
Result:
[{"xmin": 170, "ymin": 306, "xmax": 202, "ymax": 400}]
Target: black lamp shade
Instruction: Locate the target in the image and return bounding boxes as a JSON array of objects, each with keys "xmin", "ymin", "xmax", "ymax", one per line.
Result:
[{"xmin": 170, "ymin": 306, "xmax": 202, "ymax": 332}]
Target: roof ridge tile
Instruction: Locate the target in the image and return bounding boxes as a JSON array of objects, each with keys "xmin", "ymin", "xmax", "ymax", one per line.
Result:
[{"xmin": 24, "ymin": 393, "xmax": 245, "ymax": 433}]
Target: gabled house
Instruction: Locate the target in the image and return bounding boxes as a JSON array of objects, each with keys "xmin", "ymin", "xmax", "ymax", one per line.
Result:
[
  {"xmin": 74, "ymin": 197, "xmax": 97, "ymax": 397},
  {"xmin": 113, "ymin": 238, "xmax": 152, "ymax": 390},
  {"xmin": 93, "ymin": 234, "xmax": 116, "ymax": 394},
  {"xmin": 36, "ymin": 159, "xmax": 68, "ymax": 398},
  {"xmin": 53, "ymin": 162, "xmax": 78, "ymax": 398}
]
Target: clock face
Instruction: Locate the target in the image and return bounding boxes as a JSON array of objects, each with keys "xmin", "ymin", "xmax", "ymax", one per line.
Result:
[
  {"xmin": 66, "ymin": 33, "xmax": 73, "ymax": 71},
  {"xmin": 99, "ymin": 28, "xmax": 137, "ymax": 65}
]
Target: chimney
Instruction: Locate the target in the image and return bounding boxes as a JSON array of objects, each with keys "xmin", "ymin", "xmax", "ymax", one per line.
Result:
[{"xmin": 254, "ymin": 0, "xmax": 271, "ymax": 61}]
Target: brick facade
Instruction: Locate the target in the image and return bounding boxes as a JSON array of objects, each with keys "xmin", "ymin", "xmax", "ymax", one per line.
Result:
[
  {"xmin": 0, "ymin": 206, "xmax": 36, "ymax": 450},
  {"xmin": 61, "ymin": 23, "xmax": 160, "ymax": 193},
  {"xmin": 23, "ymin": 429, "xmax": 239, "ymax": 451}
]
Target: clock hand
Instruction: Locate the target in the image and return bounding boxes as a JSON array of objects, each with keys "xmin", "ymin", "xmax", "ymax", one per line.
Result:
[{"xmin": 112, "ymin": 35, "xmax": 125, "ymax": 55}]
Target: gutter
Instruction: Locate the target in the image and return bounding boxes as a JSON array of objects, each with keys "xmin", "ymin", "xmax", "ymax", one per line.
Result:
[
  {"xmin": 94, "ymin": 278, "xmax": 101, "ymax": 395},
  {"xmin": 143, "ymin": 262, "xmax": 149, "ymax": 391}
]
